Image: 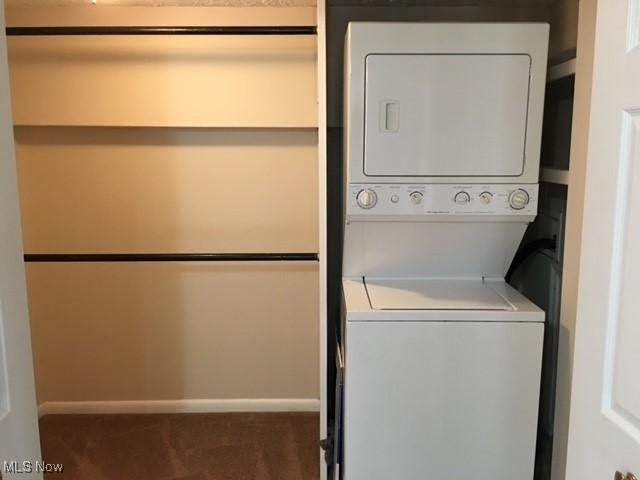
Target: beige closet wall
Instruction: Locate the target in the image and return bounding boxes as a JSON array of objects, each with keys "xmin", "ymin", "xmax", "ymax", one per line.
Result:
[
  {"xmin": 15, "ymin": 128, "xmax": 318, "ymax": 254},
  {"xmin": 6, "ymin": 4, "xmax": 319, "ymax": 405},
  {"xmin": 26, "ymin": 262, "xmax": 319, "ymax": 402},
  {"xmin": 8, "ymin": 34, "xmax": 317, "ymax": 127}
]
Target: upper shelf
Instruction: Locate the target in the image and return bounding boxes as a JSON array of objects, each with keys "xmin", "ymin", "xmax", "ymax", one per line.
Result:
[
  {"xmin": 5, "ymin": 4, "xmax": 317, "ymax": 27},
  {"xmin": 5, "ymin": 0, "xmax": 316, "ymax": 8},
  {"xmin": 541, "ymin": 167, "xmax": 569, "ymax": 186},
  {"xmin": 547, "ymin": 58, "xmax": 576, "ymax": 83}
]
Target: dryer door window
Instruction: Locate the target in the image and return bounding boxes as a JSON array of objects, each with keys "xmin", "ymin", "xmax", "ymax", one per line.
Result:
[{"xmin": 363, "ymin": 54, "xmax": 531, "ymax": 177}]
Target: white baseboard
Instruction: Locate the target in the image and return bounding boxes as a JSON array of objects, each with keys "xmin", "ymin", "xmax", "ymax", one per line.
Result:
[{"xmin": 37, "ymin": 398, "xmax": 320, "ymax": 418}]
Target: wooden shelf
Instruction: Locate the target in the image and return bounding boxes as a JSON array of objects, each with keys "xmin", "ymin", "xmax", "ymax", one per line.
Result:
[
  {"xmin": 541, "ymin": 167, "xmax": 570, "ymax": 186},
  {"xmin": 547, "ymin": 58, "xmax": 576, "ymax": 82}
]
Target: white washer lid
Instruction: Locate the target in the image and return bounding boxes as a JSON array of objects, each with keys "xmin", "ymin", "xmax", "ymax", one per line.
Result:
[{"xmin": 364, "ymin": 278, "xmax": 515, "ymax": 311}]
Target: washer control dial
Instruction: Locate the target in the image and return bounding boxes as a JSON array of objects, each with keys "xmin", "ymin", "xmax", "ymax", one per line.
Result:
[
  {"xmin": 454, "ymin": 191, "xmax": 471, "ymax": 205},
  {"xmin": 409, "ymin": 191, "xmax": 423, "ymax": 205},
  {"xmin": 508, "ymin": 189, "xmax": 530, "ymax": 210},
  {"xmin": 479, "ymin": 191, "xmax": 493, "ymax": 205},
  {"xmin": 356, "ymin": 189, "xmax": 378, "ymax": 209}
]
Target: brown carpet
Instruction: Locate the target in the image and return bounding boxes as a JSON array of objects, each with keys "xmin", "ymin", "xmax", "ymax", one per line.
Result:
[{"xmin": 39, "ymin": 413, "xmax": 320, "ymax": 480}]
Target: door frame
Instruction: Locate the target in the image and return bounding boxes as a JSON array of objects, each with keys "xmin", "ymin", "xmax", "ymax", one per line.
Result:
[
  {"xmin": 550, "ymin": 1, "xmax": 598, "ymax": 479},
  {"xmin": 0, "ymin": 0, "xmax": 43, "ymax": 474}
]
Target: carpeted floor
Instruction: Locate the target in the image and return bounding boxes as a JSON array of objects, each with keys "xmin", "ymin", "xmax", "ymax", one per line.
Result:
[{"xmin": 39, "ymin": 412, "xmax": 320, "ymax": 480}]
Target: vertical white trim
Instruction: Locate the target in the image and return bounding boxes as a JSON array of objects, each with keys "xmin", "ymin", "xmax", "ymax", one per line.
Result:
[
  {"xmin": 0, "ymin": 0, "xmax": 43, "ymax": 467},
  {"xmin": 0, "ymin": 302, "xmax": 10, "ymax": 420},
  {"xmin": 627, "ymin": 0, "xmax": 640, "ymax": 51},
  {"xmin": 550, "ymin": 2, "xmax": 598, "ymax": 479},
  {"xmin": 316, "ymin": 1, "xmax": 328, "ymax": 478}
]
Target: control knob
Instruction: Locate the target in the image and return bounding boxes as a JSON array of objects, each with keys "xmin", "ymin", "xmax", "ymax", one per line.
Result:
[
  {"xmin": 356, "ymin": 189, "xmax": 378, "ymax": 209},
  {"xmin": 409, "ymin": 191, "xmax": 423, "ymax": 205},
  {"xmin": 479, "ymin": 191, "xmax": 493, "ymax": 205},
  {"xmin": 454, "ymin": 191, "xmax": 471, "ymax": 205},
  {"xmin": 508, "ymin": 189, "xmax": 530, "ymax": 210}
]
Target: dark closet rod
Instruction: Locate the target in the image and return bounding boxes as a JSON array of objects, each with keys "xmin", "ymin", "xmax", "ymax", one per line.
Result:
[
  {"xmin": 24, "ymin": 253, "xmax": 319, "ymax": 263},
  {"xmin": 5, "ymin": 25, "xmax": 317, "ymax": 36}
]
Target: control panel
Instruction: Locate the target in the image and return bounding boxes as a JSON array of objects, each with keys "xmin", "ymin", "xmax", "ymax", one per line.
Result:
[{"xmin": 348, "ymin": 184, "xmax": 538, "ymax": 216}]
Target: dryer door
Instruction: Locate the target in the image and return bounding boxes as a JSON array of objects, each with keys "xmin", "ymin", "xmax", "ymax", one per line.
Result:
[{"xmin": 363, "ymin": 54, "xmax": 531, "ymax": 177}]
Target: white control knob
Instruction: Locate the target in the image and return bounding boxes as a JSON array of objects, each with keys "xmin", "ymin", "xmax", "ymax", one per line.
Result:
[
  {"xmin": 508, "ymin": 189, "xmax": 530, "ymax": 210},
  {"xmin": 390, "ymin": 194, "xmax": 400, "ymax": 204},
  {"xmin": 409, "ymin": 191, "xmax": 423, "ymax": 205},
  {"xmin": 356, "ymin": 189, "xmax": 378, "ymax": 209},
  {"xmin": 454, "ymin": 191, "xmax": 471, "ymax": 205},
  {"xmin": 479, "ymin": 191, "xmax": 493, "ymax": 205}
]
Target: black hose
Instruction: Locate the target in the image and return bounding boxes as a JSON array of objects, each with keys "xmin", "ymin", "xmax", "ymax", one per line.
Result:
[{"xmin": 506, "ymin": 237, "xmax": 557, "ymax": 282}]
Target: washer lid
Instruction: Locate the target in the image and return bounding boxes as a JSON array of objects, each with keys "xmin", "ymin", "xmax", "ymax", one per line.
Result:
[{"xmin": 364, "ymin": 278, "xmax": 515, "ymax": 311}]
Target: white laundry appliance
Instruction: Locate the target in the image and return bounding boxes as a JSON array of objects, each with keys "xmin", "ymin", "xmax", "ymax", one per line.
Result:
[{"xmin": 339, "ymin": 23, "xmax": 549, "ymax": 479}]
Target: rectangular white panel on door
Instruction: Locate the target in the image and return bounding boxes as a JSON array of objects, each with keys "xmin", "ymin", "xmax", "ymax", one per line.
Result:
[{"xmin": 364, "ymin": 54, "xmax": 531, "ymax": 177}]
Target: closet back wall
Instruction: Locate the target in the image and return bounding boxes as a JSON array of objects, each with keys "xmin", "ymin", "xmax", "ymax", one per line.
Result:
[{"xmin": 6, "ymin": 4, "xmax": 319, "ymax": 411}]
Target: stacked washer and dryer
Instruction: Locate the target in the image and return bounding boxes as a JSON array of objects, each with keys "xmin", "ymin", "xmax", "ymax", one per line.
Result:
[{"xmin": 339, "ymin": 23, "xmax": 549, "ymax": 479}]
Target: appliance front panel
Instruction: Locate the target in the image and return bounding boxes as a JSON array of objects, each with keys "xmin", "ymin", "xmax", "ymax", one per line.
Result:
[
  {"xmin": 347, "ymin": 183, "xmax": 539, "ymax": 217},
  {"xmin": 364, "ymin": 54, "xmax": 531, "ymax": 177},
  {"xmin": 344, "ymin": 320, "xmax": 543, "ymax": 479},
  {"xmin": 342, "ymin": 220, "xmax": 528, "ymax": 278}
]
